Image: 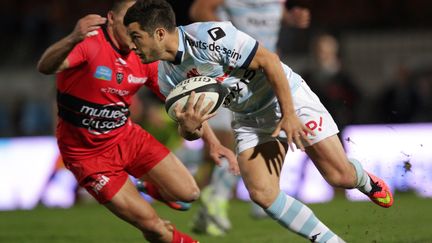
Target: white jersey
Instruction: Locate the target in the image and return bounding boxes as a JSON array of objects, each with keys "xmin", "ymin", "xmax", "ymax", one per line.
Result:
[
  {"xmin": 158, "ymin": 21, "xmax": 303, "ymax": 116},
  {"xmin": 217, "ymin": 0, "xmax": 284, "ymax": 52}
]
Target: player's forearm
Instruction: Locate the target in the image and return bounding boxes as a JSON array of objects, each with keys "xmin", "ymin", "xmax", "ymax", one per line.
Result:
[
  {"xmin": 282, "ymin": 7, "xmax": 311, "ymax": 29},
  {"xmin": 282, "ymin": 8, "xmax": 292, "ymax": 26},
  {"xmin": 200, "ymin": 122, "xmax": 221, "ymax": 146},
  {"xmin": 262, "ymin": 53, "xmax": 296, "ymax": 116},
  {"xmin": 190, "ymin": 8, "xmax": 219, "ymax": 22},
  {"xmin": 189, "ymin": 0, "xmax": 222, "ymax": 21},
  {"xmin": 250, "ymin": 47, "xmax": 295, "ymax": 116},
  {"xmin": 37, "ymin": 34, "xmax": 77, "ymax": 74}
]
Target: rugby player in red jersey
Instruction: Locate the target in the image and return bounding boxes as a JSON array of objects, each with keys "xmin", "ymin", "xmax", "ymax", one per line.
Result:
[{"xmin": 37, "ymin": 1, "xmax": 237, "ymax": 242}]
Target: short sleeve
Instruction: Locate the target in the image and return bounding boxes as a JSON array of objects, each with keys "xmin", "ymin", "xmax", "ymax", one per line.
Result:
[
  {"xmin": 157, "ymin": 62, "xmax": 177, "ymax": 99},
  {"xmin": 216, "ymin": 22, "xmax": 258, "ymax": 69},
  {"xmin": 187, "ymin": 22, "xmax": 259, "ymax": 69},
  {"xmin": 66, "ymin": 41, "xmax": 88, "ymax": 68}
]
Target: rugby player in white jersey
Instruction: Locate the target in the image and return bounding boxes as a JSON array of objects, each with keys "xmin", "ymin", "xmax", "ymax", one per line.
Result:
[
  {"xmin": 124, "ymin": 0, "xmax": 393, "ymax": 242},
  {"xmin": 188, "ymin": 0, "xmax": 312, "ymax": 235}
]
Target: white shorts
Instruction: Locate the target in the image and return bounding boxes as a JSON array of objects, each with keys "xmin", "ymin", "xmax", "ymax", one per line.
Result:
[
  {"xmin": 208, "ymin": 107, "xmax": 233, "ymax": 131},
  {"xmin": 232, "ymin": 81, "xmax": 339, "ymax": 154}
]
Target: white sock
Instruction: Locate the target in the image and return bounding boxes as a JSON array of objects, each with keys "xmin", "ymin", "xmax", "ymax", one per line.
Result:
[
  {"xmin": 265, "ymin": 191, "xmax": 342, "ymax": 242},
  {"xmin": 349, "ymin": 158, "xmax": 372, "ymax": 194}
]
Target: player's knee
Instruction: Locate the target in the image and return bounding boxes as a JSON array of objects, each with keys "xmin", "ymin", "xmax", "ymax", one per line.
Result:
[
  {"xmin": 176, "ymin": 184, "xmax": 200, "ymax": 202},
  {"xmin": 186, "ymin": 185, "xmax": 200, "ymax": 201},
  {"xmin": 248, "ymin": 187, "xmax": 278, "ymax": 208}
]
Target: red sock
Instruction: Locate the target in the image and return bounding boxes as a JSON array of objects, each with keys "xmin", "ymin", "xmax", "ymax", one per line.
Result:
[
  {"xmin": 172, "ymin": 228, "xmax": 198, "ymax": 243},
  {"xmin": 145, "ymin": 182, "xmax": 164, "ymax": 201}
]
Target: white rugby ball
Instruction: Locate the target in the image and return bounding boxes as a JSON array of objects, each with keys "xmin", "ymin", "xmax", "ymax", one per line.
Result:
[{"xmin": 165, "ymin": 76, "xmax": 229, "ymax": 121}]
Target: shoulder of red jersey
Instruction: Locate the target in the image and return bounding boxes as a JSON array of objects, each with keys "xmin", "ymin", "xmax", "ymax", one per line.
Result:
[{"xmin": 82, "ymin": 28, "xmax": 105, "ymax": 48}]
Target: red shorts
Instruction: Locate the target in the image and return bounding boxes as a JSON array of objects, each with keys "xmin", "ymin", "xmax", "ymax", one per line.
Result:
[{"xmin": 62, "ymin": 124, "xmax": 170, "ymax": 204}]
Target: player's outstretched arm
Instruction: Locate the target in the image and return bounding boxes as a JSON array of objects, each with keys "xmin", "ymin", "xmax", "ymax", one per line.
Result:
[
  {"xmin": 282, "ymin": 7, "xmax": 310, "ymax": 29},
  {"xmin": 37, "ymin": 14, "xmax": 106, "ymax": 74},
  {"xmin": 189, "ymin": 0, "xmax": 224, "ymax": 22},
  {"xmin": 201, "ymin": 122, "xmax": 239, "ymax": 175}
]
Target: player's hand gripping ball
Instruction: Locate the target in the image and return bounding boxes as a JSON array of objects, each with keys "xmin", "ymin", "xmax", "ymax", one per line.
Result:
[{"xmin": 165, "ymin": 76, "xmax": 229, "ymax": 121}]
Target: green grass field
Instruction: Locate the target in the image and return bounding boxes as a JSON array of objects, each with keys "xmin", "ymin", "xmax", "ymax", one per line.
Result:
[{"xmin": 1, "ymin": 193, "xmax": 431, "ymax": 243}]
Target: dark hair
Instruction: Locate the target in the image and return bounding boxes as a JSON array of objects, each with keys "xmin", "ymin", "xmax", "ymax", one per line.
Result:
[
  {"xmin": 111, "ymin": 0, "xmax": 136, "ymax": 14},
  {"xmin": 124, "ymin": 0, "xmax": 176, "ymax": 35}
]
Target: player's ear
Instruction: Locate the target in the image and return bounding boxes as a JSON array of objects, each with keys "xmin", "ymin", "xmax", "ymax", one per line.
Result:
[
  {"xmin": 107, "ymin": 10, "xmax": 115, "ymax": 25},
  {"xmin": 154, "ymin": 28, "xmax": 166, "ymax": 41}
]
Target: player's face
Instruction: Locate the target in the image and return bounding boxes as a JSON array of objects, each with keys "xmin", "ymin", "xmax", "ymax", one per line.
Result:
[
  {"xmin": 110, "ymin": 1, "xmax": 136, "ymax": 54},
  {"xmin": 127, "ymin": 22, "xmax": 163, "ymax": 64}
]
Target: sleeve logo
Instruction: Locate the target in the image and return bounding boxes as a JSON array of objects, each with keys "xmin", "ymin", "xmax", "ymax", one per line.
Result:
[
  {"xmin": 207, "ymin": 27, "xmax": 226, "ymax": 41},
  {"xmin": 94, "ymin": 66, "xmax": 112, "ymax": 81}
]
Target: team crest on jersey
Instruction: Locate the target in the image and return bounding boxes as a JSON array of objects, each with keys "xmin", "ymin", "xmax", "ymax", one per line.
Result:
[
  {"xmin": 116, "ymin": 72, "xmax": 124, "ymax": 84},
  {"xmin": 94, "ymin": 66, "xmax": 112, "ymax": 81},
  {"xmin": 207, "ymin": 27, "xmax": 226, "ymax": 41}
]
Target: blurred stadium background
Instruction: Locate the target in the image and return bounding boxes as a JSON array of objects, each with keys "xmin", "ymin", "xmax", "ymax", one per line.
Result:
[{"xmin": 0, "ymin": 0, "xmax": 431, "ymax": 242}]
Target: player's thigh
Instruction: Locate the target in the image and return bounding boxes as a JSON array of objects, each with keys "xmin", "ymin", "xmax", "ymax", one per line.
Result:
[
  {"xmin": 238, "ymin": 140, "xmax": 287, "ymax": 207},
  {"xmin": 144, "ymin": 152, "xmax": 199, "ymax": 201},
  {"xmin": 104, "ymin": 178, "xmax": 162, "ymax": 230},
  {"xmin": 305, "ymin": 134, "xmax": 353, "ymax": 182}
]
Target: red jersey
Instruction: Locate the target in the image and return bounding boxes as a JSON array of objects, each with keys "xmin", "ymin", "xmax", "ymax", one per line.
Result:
[{"xmin": 56, "ymin": 27, "xmax": 162, "ymax": 160}]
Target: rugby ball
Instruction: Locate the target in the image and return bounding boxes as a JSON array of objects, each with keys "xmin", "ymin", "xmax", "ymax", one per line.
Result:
[{"xmin": 165, "ymin": 76, "xmax": 229, "ymax": 121}]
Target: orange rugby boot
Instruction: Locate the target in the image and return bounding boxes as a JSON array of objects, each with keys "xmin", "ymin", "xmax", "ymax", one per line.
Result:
[{"xmin": 366, "ymin": 172, "xmax": 394, "ymax": 208}]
